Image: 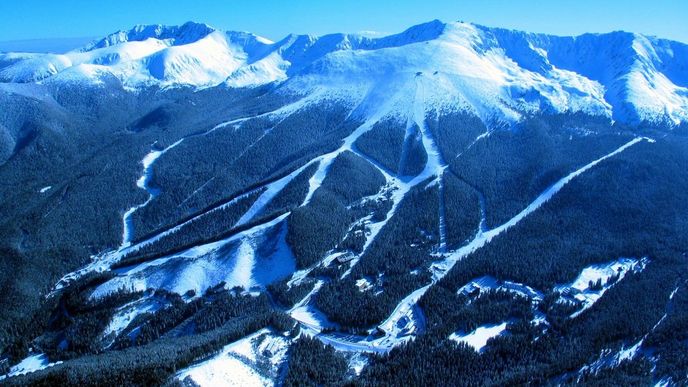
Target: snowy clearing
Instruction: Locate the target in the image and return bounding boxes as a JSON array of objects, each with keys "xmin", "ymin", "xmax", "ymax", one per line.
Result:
[
  {"xmin": 1, "ymin": 353, "xmax": 62, "ymax": 380},
  {"xmin": 555, "ymin": 257, "xmax": 648, "ymax": 317},
  {"xmin": 102, "ymin": 295, "xmax": 166, "ymax": 345},
  {"xmin": 457, "ymin": 275, "xmax": 544, "ymax": 301},
  {"xmin": 449, "ymin": 322, "xmax": 508, "ymax": 352},
  {"xmin": 176, "ymin": 328, "xmax": 289, "ymax": 387}
]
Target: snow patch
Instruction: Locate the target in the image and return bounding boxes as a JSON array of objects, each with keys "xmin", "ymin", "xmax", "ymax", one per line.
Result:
[
  {"xmin": 2, "ymin": 353, "xmax": 62, "ymax": 380},
  {"xmin": 348, "ymin": 353, "xmax": 369, "ymax": 376},
  {"xmin": 102, "ymin": 295, "xmax": 166, "ymax": 345},
  {"xmin": 555, "ymin": 257, "xmax": 648, "ymax": 317},
  {"xmin": 176, "ymin": 329, "xmax": 289, "ymax": 386},
  {"xmin": 458, "ymin": 275, "xmax": 543, "ymax": 301},
  {"xmin": 449, "ymin": 322, "xmax": 508, "ymax": 352},
  {"xmin": 356, "ymin": 278, "xmax": 373, "ymax": 292}
]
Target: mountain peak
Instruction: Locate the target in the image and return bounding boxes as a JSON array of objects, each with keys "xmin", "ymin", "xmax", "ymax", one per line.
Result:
[{"xmin": 84, "ymin": 21, "xmax": 215, "ymax": 51}]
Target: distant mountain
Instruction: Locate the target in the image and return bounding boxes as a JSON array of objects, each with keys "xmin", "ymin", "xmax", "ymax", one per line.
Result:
[{"xmin": 0, "ymin": 20, "xmax": 687, "ymax": 125}]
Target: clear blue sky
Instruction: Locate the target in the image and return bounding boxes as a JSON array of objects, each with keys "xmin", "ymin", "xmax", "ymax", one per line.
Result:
[{"xmin": 0, "ymin": 0, "xmax": 686, "ymax": 44}]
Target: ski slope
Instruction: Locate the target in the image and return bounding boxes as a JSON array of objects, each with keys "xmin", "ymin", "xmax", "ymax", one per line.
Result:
[
  {"xmin": 299, "ymin": 136, "xmax": 652, "ymax": 353},
  {"xmin": 90, "ymin": 214, "xmax": 294, "ymax": 299},
  {"xmin": 121, "ymin": 139, "xmax": 183, "ymax": 247}
]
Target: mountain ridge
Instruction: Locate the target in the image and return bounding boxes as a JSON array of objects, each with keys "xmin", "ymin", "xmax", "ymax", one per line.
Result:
[
  {"xmin": 0, "ymin": 19, "xmax": 686, "ymax": 126},
  {"xmin": 83, "ymin": 21, "xmax": 218, "ymax": 51}
]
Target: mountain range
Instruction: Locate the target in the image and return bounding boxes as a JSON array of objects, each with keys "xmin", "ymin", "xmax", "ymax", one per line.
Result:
[
  {"xmin": 1, "ymin": 20, "xmax": 687, "ymax": 125},
  {"xmin": 1, "ymin": 19, "xmax": 687, "ymax": 386}
]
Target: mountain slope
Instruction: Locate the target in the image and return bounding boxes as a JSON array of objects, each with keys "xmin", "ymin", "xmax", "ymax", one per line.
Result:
[{"xmin": 1, "ymin": 19, "xmax": 688, "ymax": 386}]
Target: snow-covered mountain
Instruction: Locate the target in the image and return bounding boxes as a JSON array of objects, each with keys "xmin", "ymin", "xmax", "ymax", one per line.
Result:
[
  {"xmin": 3, "ymin": 19, "xmax": 688, "ymax": 386},
  {"xmin": 1, "ymin": 20, "xmax": 687, "ymax": 125}
]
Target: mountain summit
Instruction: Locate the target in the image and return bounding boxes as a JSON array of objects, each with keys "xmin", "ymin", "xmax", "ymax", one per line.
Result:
[{"xmin": 84, "ymin": 21, "xmax": 217, "ymax": 50}]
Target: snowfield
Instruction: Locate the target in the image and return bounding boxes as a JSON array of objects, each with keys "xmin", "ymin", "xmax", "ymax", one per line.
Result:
[{"xmin": 3, "ymin": 16, "xmax": 687, "ymax": 386}]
